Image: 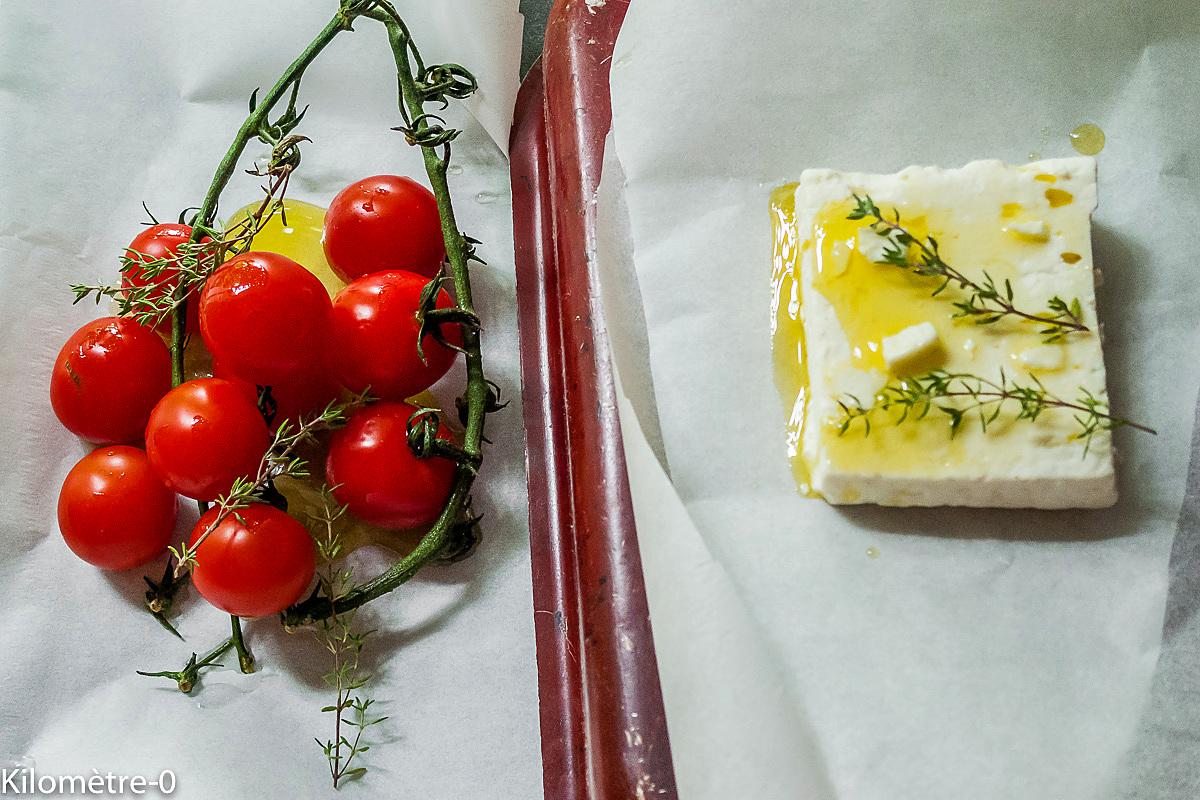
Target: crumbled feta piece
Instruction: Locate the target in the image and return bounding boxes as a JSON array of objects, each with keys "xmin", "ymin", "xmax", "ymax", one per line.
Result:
[
  {"xmin": 857, "ymin": 227, "xmax": 900, "ymax": 263},
  {"xmin": 881, "ymin": 322, "xmax": 941, "ymax": 373}
]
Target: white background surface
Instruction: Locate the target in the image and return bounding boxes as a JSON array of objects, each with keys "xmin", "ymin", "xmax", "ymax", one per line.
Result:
[
  {"xmin": 596, "ymin": 2, "xmax": 1200, "ymax": 798},
  {"xmin": 0, "ymin": 2, "xmax": 541, "ymax": 798}
]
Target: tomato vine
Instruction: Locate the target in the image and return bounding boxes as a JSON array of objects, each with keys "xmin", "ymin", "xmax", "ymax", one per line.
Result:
[{"xmin": 136, "ymin": 0, "xmax": 498, "ymax": 705}]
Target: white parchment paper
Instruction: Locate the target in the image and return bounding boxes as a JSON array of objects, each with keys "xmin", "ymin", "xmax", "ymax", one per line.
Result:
[
  {"xmin": 596, "ymin": 2, "xmax": 1200, "ymax": 798},
  {"xmin": 0, "ymin": 3, "xmax": 540, "ymax": 798}
]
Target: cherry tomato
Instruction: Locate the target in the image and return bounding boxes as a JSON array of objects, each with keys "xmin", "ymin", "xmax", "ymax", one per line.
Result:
[
  {"xmin": 213, "ymin": 354, "xmax": 341, "ymax": 431},
  {"xmin": 326, "ymin": 402, "xmax": 456, "ymax": 529},
  {"xmin": 145, "ymin": 378, "xmax": 270, "ymax": 501},
  {"xmin": 329, "ymin": 270, "xmax": 460, "ymax": 400},
  {"xmin": 189, "ymin": 504, "xmax": 315, "ymax": 618},
  {"xmin": 122, "ymin": 223, "xmax": 201, "ymax": 333},
  {"xmin": 198, "ymin": 251, "xmax": 333, "ymax": 386},
  {"xmin": 50, "ymin": 316, "xmax": 172, "ymax": 444},
  {"xmin": 322, "ymin": 175, "xmax": 445, "ymax": 281},
  {"xmin": 57, "ymin": 446, "xmax": 177, "ymax": 570}
]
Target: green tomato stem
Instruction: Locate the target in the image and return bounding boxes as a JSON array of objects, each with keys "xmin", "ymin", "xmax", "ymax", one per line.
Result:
[
  {"xmin": 231, "ymin": 615, "xmax": 255, "ymax": 674},
  {"xmin": 137, "ymin": 636, "xmax": 234, "ymax": 694}
]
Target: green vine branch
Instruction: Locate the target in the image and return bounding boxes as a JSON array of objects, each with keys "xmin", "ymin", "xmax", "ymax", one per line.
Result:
[
  {"xmin": 130, "ymin": 5, "xmax": 496, "ymax": 756},
  {"xmin": 163, "ymin": 2, "xmax": 378, "ymax": 384},
  {"xmin": 282, "ymin": 0, "xmax": 496, "ymax": 627},
  {"xmin": 80, "ymin": 4, "xmax": 373, "ymax": 645},
  {"xmin": 848, "ymin": 194, "xmax": 1089, "ymax": 342}
]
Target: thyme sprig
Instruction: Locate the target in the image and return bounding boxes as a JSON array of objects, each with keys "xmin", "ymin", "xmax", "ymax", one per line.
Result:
[
  {"xmin": 848, "ymin": 194, "xmax": 1089, "ymax": 342},
  {"xmin": 837, "ymin": 368, "xmax": 1155, "ymax": 451},
  {"xmin": 169, "ymin": 392, "xmax": 370, "ymax": 578},
  {"xmin": 307, "ymin": 487, "xmax": 386, "ymax": 788},
  {"xmin": 69, "ymin": 134, "xmax": 304, "ymax": 331}
]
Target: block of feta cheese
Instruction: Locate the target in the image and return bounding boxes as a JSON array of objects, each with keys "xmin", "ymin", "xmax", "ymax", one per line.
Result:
[{"xmin": 782, "ymin": 157, "xmax": 1115, "ymax": 508}]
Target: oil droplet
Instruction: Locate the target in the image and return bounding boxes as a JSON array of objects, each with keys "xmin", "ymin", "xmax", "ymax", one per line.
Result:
[
  {"xmin": 1045, "ymin": 188, "xmax": 1073, "ymax": 207},
  {"xmin": 447, "ymin": 164, "xmax": 464, "ymax": 176},
  {"xmin": 866, "ymin": 546, "xmax": 880, "ymax": 559},
  {"xmin": 1034, "ymin": 173, "xmax": 1057, "ymax": 183},
  {"xmin": 1069, "ymin": 123, "xmax": 1105, "ymax": 155},
  {"xmin": 475, "ymin": 190, "xmax": 498, "ymax": 205},
  {"xmin": 1060, "ymin": 251, "xmax": 1082, "ymax": 264},
  {"xmin": 1000, "ymin": 202, "xmax": 1023, "ymax": 218}
]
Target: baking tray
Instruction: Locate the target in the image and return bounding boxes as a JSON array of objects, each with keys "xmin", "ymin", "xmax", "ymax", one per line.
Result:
[{"xmin": 509, "ymin": 0, "xmax": 680, "ymax": 798}]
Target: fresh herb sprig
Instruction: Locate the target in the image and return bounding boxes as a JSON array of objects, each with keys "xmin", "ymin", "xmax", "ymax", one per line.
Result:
[
  {"xmin": 307, "ymin": 487, "xmax": 386, "ymax": 788},
  {"xmin": 848, "ymin": 194, "xmax": 1089, "ymax": 342},
  {"xmin": 837, "ymin": 368, "xmax": 1155, "ymax": 451},
  {"xmin": 169, "ymin": 392, "xmax": 370, "ymax": 577},
  {"xmin": 70, "ymin": 128, "xmax": 306, "ymax": 332}
]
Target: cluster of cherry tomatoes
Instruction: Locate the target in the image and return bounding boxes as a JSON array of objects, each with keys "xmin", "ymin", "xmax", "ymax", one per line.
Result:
[{"xmin": 51, "ymin": 176, "xmax": 462, "ymax": 618}]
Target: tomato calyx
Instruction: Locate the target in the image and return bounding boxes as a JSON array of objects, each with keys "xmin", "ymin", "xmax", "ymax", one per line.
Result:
[
  {"xmin": 137, "ymin": 637, "xmax": 236, "ymax": 694},
  {"xmin": 258, "ymin": 479, "xmax": 291, "ymax": 512},
  {"xmin": 454, "ymin": 378, "xmax": 509, "ymax": 431},
  {"xmin": 413, "ymin": 274, "xmax": 477, "ymax": 364},
  {"xmin": 435, "ymin": 498, "xmax": 484, "ymax": 565},
  {"xmin": 405, "ymin": 406, "xmax": 479, "ymax": 472},
  {"xmin": 255, "ymin": 384, "xmax": 279, "ymax": 427},
  {"xmin": 143, "ymin": 558, "xmax": 188, "ymax": 639}
]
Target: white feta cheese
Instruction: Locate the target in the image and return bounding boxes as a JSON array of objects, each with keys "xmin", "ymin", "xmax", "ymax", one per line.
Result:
[
  {"xmin": 881, "ymin": 322, "xmax": 941, "ymax": 373},
  {"xmin": 790, "ymin": 157, "xmax": 1114, "ymax": 509}
]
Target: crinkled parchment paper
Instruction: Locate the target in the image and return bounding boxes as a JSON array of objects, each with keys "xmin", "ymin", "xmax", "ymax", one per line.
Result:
[{"xmin": 595, "ymin": 2, "xmax": 1200, "ymax": 798}]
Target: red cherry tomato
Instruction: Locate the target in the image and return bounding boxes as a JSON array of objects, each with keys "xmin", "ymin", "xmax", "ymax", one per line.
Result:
[
  {"xmin": 57, "ymin": 446, "xmax": 177, "ymax": 570},
  {"xmin": 122, "ymin": 223, "xmax": 201, "ymax": 333},
  {"xmin": 199, "ymin": 251, "xmax": 333, "ymax": 386},
  {"xmin": 330, "ymin": 270, "xmax": 461, "ymax": 400},
  {"xmin": 322, "ymin": 175, "xmax": 445, "ymax": 281},
  {"xmin": 189, "ymin": 504, "xmax": 315, "ymax": 618},
  {"xmin": 50, "ymin": 316, "xmax": 172, "ymax": 444},
  {"xmin": 326, "ymin": 402, "xmax": 456, "ymax": 530},
  {"xmin": 145, "ymin": 378, "xmax": 270, "ymax": 501},
  {"xmin": 213, "ymin": 355, "xmax": 341, "ymax": 431}
]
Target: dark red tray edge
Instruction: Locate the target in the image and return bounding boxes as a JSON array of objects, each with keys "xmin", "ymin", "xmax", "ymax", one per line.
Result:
[{"xmin": 509, "ymin": 1, "xmax": 679, "ymax": 798}]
